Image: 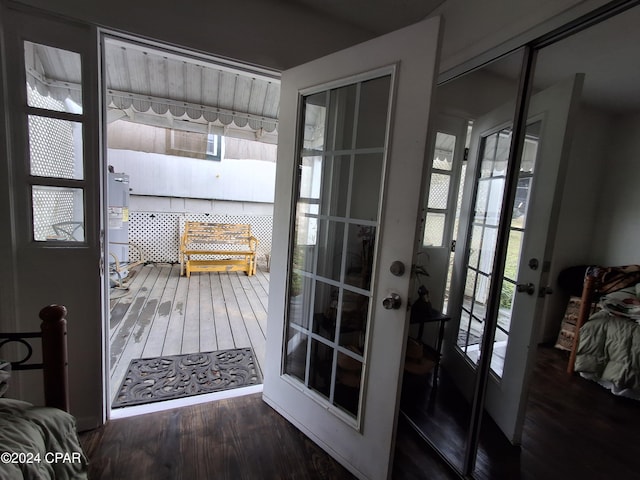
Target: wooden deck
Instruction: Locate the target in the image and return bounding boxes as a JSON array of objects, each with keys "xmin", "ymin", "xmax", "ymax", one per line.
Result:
[{"xmin": 108, "ymin": 263, "xmax": 269, "ymax": 405}]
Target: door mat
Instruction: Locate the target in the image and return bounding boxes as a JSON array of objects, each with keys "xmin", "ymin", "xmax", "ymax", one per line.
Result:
[{"xmin": 112, "ymin": 347, "xmax": 261, "ymax": 408}]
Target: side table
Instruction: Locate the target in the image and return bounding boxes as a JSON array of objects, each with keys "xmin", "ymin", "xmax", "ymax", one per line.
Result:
[{"xmin": 409, "ymin": 310, "xmax": 451, "ymax": 386}]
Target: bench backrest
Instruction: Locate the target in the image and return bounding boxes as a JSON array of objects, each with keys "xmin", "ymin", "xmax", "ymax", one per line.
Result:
[{"xmin": 181, "ymin": 222, "xmax": 255, "ymax": 251}]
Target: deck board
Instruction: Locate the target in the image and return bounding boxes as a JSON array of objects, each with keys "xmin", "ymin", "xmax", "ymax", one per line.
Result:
[
  {"xmin": 142, "ymin": 264, "xmax": 180, "ymax": 358},
  {"xmin": 109, "ymin": 264, "xmax": 269, "ymax": 405},
  {"xmin": 162, "ymin": 275, "xmax": 189, "ymax": 356},
  {"xmin": 210, "ymin": 273, "xmax": 235, "ymax": 351},
  {"xmin": 198, "ymin": 273, "xmax": 217, "ymax": 352}
]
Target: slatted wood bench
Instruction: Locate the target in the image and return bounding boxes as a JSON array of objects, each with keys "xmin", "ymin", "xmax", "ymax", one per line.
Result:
[{"xmin": 179, "ymin": 221, "xmax": 258, "ymax": 277}]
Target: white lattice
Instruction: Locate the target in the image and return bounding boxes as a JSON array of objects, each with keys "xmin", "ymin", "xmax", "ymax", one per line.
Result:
[
  {"xmin": 32, "ymin": 188, "xmax": 75, "ymax": 240},
  {"xmin": 127, "ymin": 212, "xmax": 273, "ymax": 265},
  {"xmin": 28, "ymin": 84, "xmax": 80, "ymax": 241}
]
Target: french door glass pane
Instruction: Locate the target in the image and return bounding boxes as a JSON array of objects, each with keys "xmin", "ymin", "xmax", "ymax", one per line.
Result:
[
  {"xmin": 28, "ymin": 115, "xmax": 84, "ymax": 180},
  {"xmin": 355, "ymin": 76, "xmax": 391, "ymax": 149},
  {"xmin": 490, "ymin": 122, "xmax": 541, "ymax": 376},
  {"xmin": 284, "ymin": 74, "xmax": 391, "ymax": 420},
  {"xmin": 351, "ymin": 153, "xmax": 383, "ymax": 220},
  {"xmin": 428, "ymin": 173, "xmax": 450, "ymax": 209},
  {"xmin": 320, "ymin": 155, "xmax": 350, "ymax": 217},
  {"xmin": 457, "ymin": 127, "xmax": 512, "ymax": 361},
  {"xmin": 32, "ymin": 185, "xmax": 84, "ymax": 241},
  {"xmin": 24, "ymin": 41, "xmax": 83, "ymax": 114},
  {"xmin": 433, "ymin": 132, "xmax": 455, "ymax": 170},
  {"xmin": 424, "ymin": 212, "xmax": 445, "ymax": 246}
]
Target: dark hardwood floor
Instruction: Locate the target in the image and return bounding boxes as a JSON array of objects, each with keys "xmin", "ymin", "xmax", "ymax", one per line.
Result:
[
  {"xmin": 400, "ymin": 345, "xmax": 640, "ymax": 479},
  {"xmin": 80, "ymin": 345, "xmax": 639, "ymax": 479},
  {"xmin": 80, "ymin": 393, "xmax": 356, "ymax": 480}
]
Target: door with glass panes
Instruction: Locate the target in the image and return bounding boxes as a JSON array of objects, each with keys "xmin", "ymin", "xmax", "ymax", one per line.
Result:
[
  {"xmin": 1, "ymin": 7, "xmax": 104, "ymax": 426},
  {"xmin": 419, "ymin": 114, "xmax": 469, "ymax": 313},
  {"xmin": 263, "ymin": 18, "xmax": 441, "ymax": 480},
  {"xmin": 446, "ymin": 75, "xmax": 583, "ymax": 443}
]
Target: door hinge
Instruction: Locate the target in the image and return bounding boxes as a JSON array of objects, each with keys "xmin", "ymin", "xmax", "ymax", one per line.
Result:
[{"xmin": 450, "ymin": 240, "xmax": 456, "ymax": 252}]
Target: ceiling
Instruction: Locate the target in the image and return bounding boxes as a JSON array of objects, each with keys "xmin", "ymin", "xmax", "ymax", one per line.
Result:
[
  {"xmin": 23, "ymin": 1, "xmax": 640, "ymax": 149},
  {"xmin": 283, "ymin": 0, "xmax": 446, "ymax": 34}
]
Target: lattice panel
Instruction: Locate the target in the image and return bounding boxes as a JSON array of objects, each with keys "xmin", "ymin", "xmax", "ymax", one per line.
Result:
[
  {"xmin": 128, "ymin": 212, "xmax": 273, "ymax": 264},
  {"xmin": 29, "ymin": 115, "xmax": 76, "ymax": 179},
  {"xmin": 27, "ymin": 85, "xmax": 78, "ymax": 180},
  {"xmin": 32, "ymin": 188, "xmax": 74, "ymax": 241}
]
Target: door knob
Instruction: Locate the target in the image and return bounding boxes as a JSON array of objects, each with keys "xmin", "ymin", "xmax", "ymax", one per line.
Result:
[
  {"xmin": 516, "ymin": 283, "xmax": 535, "ymax": 295},
  {"xmin": 382, "ymin": 293, "xmax": 402, "ymax": 310}
]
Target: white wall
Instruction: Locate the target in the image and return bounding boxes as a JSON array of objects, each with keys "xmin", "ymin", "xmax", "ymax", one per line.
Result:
[
  {"xmin": 108, "ymin": 149, "xmax": 276, "ymax": 204},
  {"xmin": 590, "ymin": 112, "xmax": 640, "ymax": 265}
]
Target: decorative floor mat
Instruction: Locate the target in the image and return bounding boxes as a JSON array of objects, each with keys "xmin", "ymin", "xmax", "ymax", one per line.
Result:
[{"xmin": 112, "ymin": 347, "xmax": 261, "ymax": 408}]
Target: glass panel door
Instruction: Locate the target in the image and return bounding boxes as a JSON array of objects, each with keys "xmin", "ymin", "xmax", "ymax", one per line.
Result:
[
  {"xmin": 490, "ymin": 123, "xmax": 540, "ymax": 376},
  {"xmin": 457, "ymin": 126, "xmax": 511, "ymax": 364},
  {"xmin": 2, "ymin": 7, "xmax": 104, "ymax": 428},
  {"xmin": 263, "ymin": 18, "xmax": 442, "ymax": 479},
  {"xmin": 24, "ymin": 42, "xmax": 86, "ymax": 242},
  {"xmin": 284, "ymin": 76, "xmax": 391, "ymax": 420}
]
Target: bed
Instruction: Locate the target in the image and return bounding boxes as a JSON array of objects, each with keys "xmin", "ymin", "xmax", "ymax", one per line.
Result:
[
  {"xmin": 0, "ymin": 305, "xmax": 88, "ymax": 479},
  {"xmin": 568, "ymin": 265, "xmax": 640, "ymax": 399}
]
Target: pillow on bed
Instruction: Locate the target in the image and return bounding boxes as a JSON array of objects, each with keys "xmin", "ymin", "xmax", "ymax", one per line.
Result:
[{"xmin": 599, "ymin": 284, "xmax": 640, "ymax": 322}]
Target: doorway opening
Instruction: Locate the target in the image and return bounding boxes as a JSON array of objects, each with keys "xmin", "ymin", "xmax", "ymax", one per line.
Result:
[{"xmin": 101, "ymin": 35, "xmax": 280, "ymax": 415}]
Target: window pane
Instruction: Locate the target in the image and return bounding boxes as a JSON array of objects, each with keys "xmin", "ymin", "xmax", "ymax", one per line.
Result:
[
  {"xmin": 320, "ymin": 155, "xmax": 350, "ymax": 218},
  {"xmin": 345, "ymin": 224, "xmax": 375, "ymax": 291},
  {"xmin": 423, "ymin": 212, "xmax": 445, "ymax": 247},
  {"xmin": 355, "ymin": 75, "xmax": 391, "ymax": 149},
  {"xmin": 25, "ymin": 41, "xmax": 82, "ymax": 114},
  {"xmin": 433, "ymin": 132, "xmax": 455, "ymax": 171},
  {"xmin": 327, "ymin": 85, "xmax": 357, "ymax": 151},
  {"xmin": 309, "ymin": 339, "xmax": 333, "ymax": 398},
  {"xmin": 303, "ymin": 92, "xmax": 326, "ymax": 152},
  {"xmin": 350, "ymin": 153, "xmax": 383, "ymax": 221},
  {"xmin": 28, "ymin": 115, "xmax": 83, "ymax": 180},
  {"xmin": 316, "ymin": 219, "xmax": 345, "ymax": 282},
  {"xmin": 284, "ymin": 329, "xmax": 308, "ymax": 383},
  {"xmin": 335, "ymin": 351, "xmax": 362, "ymax": 416},
  {"xmin": 32, "ymin": 186, "xmax": 84, "ymax": 241},
  {"xmin": 428, "ymin": 173, "xmax": 450, "ymax": 209},
  {"xmin": 313, "ymin": 281, "xmax": 338, "ymax": 342},
  {"xmin": 339, "ymin": 290, "xmax": 369, "ymax": 350}
]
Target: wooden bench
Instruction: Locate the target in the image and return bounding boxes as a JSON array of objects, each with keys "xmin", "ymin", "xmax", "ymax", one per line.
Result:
[{"xmin": 179, "ymin": 221, "xmax": 258, "ymax": 277}]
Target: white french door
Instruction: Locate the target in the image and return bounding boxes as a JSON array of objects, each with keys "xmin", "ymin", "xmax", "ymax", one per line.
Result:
[
  {"xmin": 263, "ymin": 18, "xmax": 441, "ymax": 480},
  {"xmin": 1, "ymin": 7, "xmax": 104, "ymax": 428},
  {"xmin": 447, "ymin": 74, "xmax": 583, "ymax": 443},
  {"xmin": 419, "ymin": 114, "xmax": 469, "ymax": 313}
]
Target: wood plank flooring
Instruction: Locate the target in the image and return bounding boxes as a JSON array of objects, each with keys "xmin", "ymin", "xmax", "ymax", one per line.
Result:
[
  {"xmin": 80, "ymin": 393, "xmax": 356, "ymax": 480},
  {"xmin": 82, "ymin": 345, "xmax": 640, "ymax": 480},
  {"xmin": 400, "ymin": 344, "xmax": 640, "ymax": 479},
  {"xmin": 101, "ymin": 269, "xmax": 640, "ymax": 479},
  {"xmin": 109, "ymin": 264, "xmax": 269, "ymax": 404}
]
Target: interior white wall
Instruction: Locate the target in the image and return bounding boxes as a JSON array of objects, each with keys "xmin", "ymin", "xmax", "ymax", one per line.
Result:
[
  {"xmin": 589, "ymin": 112, "xmax": 640, "ymax": 265},
  {"xmin": 108, "ymin": 149, "xmax": 276, "ymax": 203}
]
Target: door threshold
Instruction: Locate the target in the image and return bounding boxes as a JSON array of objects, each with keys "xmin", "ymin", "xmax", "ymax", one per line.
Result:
[{"xmin": 109, "ymin": 384, "xmax": 263, "ymax": 419}]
